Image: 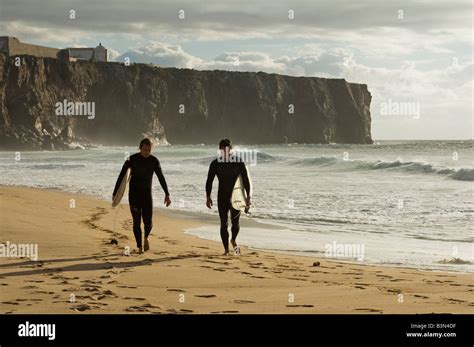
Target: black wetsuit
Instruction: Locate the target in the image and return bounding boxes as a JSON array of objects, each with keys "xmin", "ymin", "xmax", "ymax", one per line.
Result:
[
  {"xmin": 113, "ymin": 153, "xmax": 169, "ymax": 248},
  {"xmin": 206, "ymin": 159, "xmax": 251, "ymax": 251}
]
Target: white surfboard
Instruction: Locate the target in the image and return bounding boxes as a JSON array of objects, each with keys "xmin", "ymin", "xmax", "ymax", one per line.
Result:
[
  {"xmin": 112, "ymin": 167, "xmax": 131, "ymax": 208},
  {"xmin": 231, "ymin": 166, "xmax": 252, "ymax": 212}
]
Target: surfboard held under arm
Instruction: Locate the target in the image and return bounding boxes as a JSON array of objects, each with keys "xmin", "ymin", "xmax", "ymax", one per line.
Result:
[
  {"xmin": 112, "ymin": 167, "xmax": 131, "ymax": 208},
  {"xmin": 231, "ymin": 170, "xmax": 253, "ymax": 213}
]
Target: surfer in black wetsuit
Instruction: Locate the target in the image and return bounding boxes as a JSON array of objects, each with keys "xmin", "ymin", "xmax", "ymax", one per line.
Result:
[
  {"xmin": 113, "ymin": 138, "xmax": 171, "ymax": 253},
  {"xmin": 206, "ymin": 139, "xmax": 251, "ymax": 255}
]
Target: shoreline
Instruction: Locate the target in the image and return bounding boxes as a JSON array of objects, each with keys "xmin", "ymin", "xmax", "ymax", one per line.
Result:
[
  {"xmin": 0, "ymin": 185, "xmax": 473, "ymax": 314},
  {"xmin": 2, "ymin": 183, "xmax": 471, "ymax": 274}
]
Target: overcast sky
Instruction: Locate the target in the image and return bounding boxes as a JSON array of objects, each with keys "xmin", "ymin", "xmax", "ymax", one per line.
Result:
[{"xmin": 1, "ymin": 0, "xmax": 472, "ymax": 140}]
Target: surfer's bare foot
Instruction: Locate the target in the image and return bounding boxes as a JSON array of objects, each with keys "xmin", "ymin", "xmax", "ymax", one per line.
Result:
[
  {"xmin": 223, "ymin": 250, "xmax": 230, "ymax": 256},
  {"xmin": 231, "ymin": 240, "xmax": 240, "ymax": 255},
  {"xmin": 144, "ymin": 238, "xmax": 150, "ymax": 252},
  {"xmin": 136, "ymin": 247, "xmax": 143, "ymax": 254}
]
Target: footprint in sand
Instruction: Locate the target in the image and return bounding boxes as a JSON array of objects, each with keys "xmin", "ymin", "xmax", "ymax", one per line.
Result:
[
  {"xmin": 82, "ymin": 286, "xmax": 101, "ymax": 292},
  {"xmin": 233, "ymin": 300, "xmax": 255, "ymax": 304},
  {"xmin": 102, "ymin": 290, "xmax": 117, "ymax": 296},
  {"xmin": 82, "ymin": 279, "xmax": 102, "ymax": 284},
  {"xmin": 2, "ymin": 301, "xmax": 20, "ymax": 305},
  {"xmin": 376, "ymin": 274, "xmax": 393, "ymax": 279},
  {"xmin": 414, "ymin": 295, "xmax": 429, "ymax": 299},
  {"xmin": 87, "ymin": 301, "xmax": 109, "ymax": 307},
  {"xmin": 62, "ymin": 288, "xmax": 79, "ymax": 292},
  {"xmin": 444, "ymin": 298, "xmax": 467, "ymax": 304},
  {"xmin": 125, "ymin": 303, "xmax": 160, "ymax": 312},
  {"xmin": 354, "ymin": 308, "xmax": 383, "ymax": 313},
  {"xmin": 76, "ymin": 295, "xmax": 94, "ymax": 300},
  {"xmin": 91, "ymin": 294, "xmax": 108, "ymax": 301},
  {"xmin": 286, "ymin": 304, "xmax": 314, "ymax": 308},
  {"xmin": 354, "ymin": 283, "xmax": 370, "ymax": 289},
  {"xmin": 50, "ymin": 275, "xmax": 65, "ymax": 280},
  {"xmin": 386, "ymin": 288, "xmax": 402, "ymax": 294},
  {"xmin": 167, "ymin": 288, "xmax": 186, "ymax": 292},
  {"xmin": 194, "ymin": 294, "xmax": 216, "ymax": 298},
  {"xmin": 31, "ymin": 290, "xmax": 55, "ymax": 294},
  {"xmin": 117, "ymin": 285, "xmax": 138, "ymax": 289},
  {"xmin": 178, "ymin": 309, "xmax": 194, "ymax": 313},
  {"xmin": 71, "ymin": 304, "xmax": 94, "ymax": 312}
]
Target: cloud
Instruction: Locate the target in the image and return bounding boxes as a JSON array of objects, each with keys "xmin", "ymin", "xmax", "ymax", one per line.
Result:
[
  {"xmin": 1, "ymin": 0, "xmax": 471, "ymax": 46},
  {"xmin": 116, "ymin": 41, "xmax": 202, "ymax": 67}
]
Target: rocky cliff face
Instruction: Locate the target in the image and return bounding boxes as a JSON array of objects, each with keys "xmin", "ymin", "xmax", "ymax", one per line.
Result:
[{"xmin": 0, "ymin": 53, "xmax": 372, "ymax": 150}]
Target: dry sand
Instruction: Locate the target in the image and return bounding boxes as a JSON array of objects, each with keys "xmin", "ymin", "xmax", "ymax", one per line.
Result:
[{"xmin": 0, "ymin": 185, "xmax": 472, "ymax": 314}]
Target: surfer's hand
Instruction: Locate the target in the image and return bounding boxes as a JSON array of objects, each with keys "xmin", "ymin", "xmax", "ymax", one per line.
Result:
[
  {"xmin": 164, "ymin": 195, "xmax": 171, "ymax": 207},
  {"xmin": 246, "ymin": 196, "xmax": 251, "ymax": 206},
  {"xmin": 206, "ymin": 196, "xmax": 213, "ymax": 209}
]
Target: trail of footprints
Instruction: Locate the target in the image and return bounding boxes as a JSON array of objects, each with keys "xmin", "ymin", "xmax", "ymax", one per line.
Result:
[{"xmin": 4, "ymin": 206, "xmax": 472, "ymax": 313}]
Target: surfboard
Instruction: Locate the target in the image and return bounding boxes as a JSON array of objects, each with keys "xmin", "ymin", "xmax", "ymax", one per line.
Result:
[
  {"xmin": 231, "ymin": 165, "xmax": 252, "ymax": 212},
  {"xmin": 112, "ymin": 167, "xmax": 131, "ymax": 208}
]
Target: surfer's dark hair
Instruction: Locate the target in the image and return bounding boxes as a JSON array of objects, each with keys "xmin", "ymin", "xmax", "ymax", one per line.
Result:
[
  {"xmin": 219, "ymin": 138, "xmax": 232, "ymax": 149},
  {"xmin": 139, "ymin": 138, "xmax": 152, "ymax": 148}
]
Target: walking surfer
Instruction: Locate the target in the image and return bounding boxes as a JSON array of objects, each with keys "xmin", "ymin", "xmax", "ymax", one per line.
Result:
[
  {"xmin": 206, "ymin": 139, "xmax": 251, "ymax": 255},
  {"xmin": 113, "ymin": 138, "xmax": 171, "ymax": 253}
]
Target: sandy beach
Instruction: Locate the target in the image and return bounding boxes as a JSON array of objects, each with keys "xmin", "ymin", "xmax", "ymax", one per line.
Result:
[{"xmin": 0, "ymin": 185, "xmax": 472, "ymax": 314}]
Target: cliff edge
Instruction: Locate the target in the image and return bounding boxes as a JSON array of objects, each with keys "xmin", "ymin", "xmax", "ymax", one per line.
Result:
[{"xmin": 0, "ymin": 54, "xmax": 372, "ymax": 150}]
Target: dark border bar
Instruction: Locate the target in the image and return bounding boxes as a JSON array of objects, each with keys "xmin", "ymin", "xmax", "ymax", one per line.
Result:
[{"xmin": 0, "ymin": 314, "xmax": 473, "ymax": 345}]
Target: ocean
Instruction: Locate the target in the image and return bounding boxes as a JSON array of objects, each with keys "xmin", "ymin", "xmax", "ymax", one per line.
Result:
[{"xmin": 1, "ymin": 140, "xmax": 472, "ymax": 272}]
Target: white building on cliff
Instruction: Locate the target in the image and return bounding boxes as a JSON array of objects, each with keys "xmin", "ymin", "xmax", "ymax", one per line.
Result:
[{"xmin": 0, "ymin": 37, "xmax": 108, "ymax": 62}]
